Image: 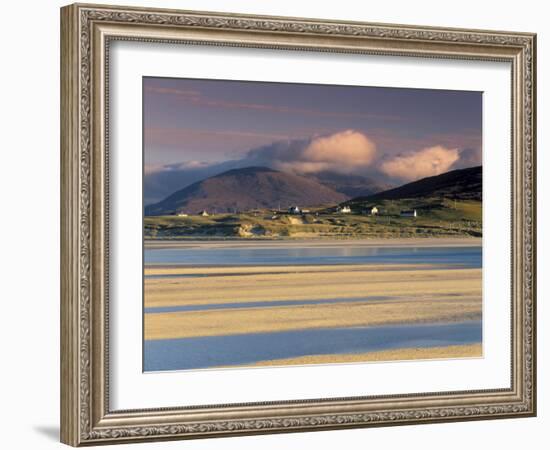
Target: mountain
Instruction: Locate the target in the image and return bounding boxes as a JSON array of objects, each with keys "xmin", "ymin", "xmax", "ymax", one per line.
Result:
[
  {"xmin": 144, "ymin": 160, "xmax": 240, "ymax": 206},
  {"xmin": 145, "ymin": 166, "xmax": 348, "ymax": 215},
  {"xmin": 354, "ymin": 166, "xmax": 482, "ymax": 202},
  {"xmin": 305, "ymin": 171, "xmax": 392, "ymax": 197}
]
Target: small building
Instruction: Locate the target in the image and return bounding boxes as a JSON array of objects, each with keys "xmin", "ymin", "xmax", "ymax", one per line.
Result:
[
  {"xmin": 369, "ymin": 206, "xmax": 379, "ymax": 216},
  {"xmin": 176, "ymin": 212, "xmax": 188, "ymax": 217},
  {"xmin": 199, "ymin": 210, "xmax": 209, "ymax": 217},
  {"xmin": 337, "ymin": 206, "xmax": 352, "ymax": 214},
  {"xmin": 400, "ymin": 209, "xmax": 417, "ymax": 218},
  {"xmin": 288, "ymin": 206, "xmax": 301, "ymax": 215}
]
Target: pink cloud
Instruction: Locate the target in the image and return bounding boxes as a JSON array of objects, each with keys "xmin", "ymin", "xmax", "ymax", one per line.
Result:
[
  {"xmin": 380, "ymin": 145, "xmax": 460, "ymax": 181},
  {"xmin": 144, "ymin": 86, "xmax": 200, "ymax": 96},
  {"xmin": 145, "ymin": 86, "xmax": 400, "ymax": 121},
  {"xmin": 367, "ymin": 128, "xmax": 481, "ymax": 156},
  {"xmin": 303, "ymin": 130, "xmax": 376, "ymax": 170},
  {"xmin": 266, "ymin": 130, "xmax": 377, "ymax": 174},
  {"xmin": 145, "ymin": 127, "xmax": 289, "ymax": 147}
]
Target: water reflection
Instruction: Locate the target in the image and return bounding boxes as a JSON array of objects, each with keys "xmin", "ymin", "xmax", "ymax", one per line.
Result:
[
  {"xmin": 145, "ymin": 245, "xmax": 481, "ymax": 268},
  {"xmin": 144, "ymin": 320, "xmax": 482, "ymax": 371}
]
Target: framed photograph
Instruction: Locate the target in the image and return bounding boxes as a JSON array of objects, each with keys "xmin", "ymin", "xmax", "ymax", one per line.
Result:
[{"xmin": 60, "ymin": 3, "xmax": 536, "ymax": 446}]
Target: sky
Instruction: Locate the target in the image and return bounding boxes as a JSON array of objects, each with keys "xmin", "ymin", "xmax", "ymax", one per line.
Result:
[{"xmin": 143, "ymin": 77, "xmax": 482, "ymax": 204}]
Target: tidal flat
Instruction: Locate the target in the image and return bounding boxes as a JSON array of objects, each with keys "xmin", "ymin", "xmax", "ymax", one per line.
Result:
[
  {"xmin": 143, "ymin": 239, "xmax": 482, "ymax": 370},
  {"xmin": 245, "ymin": 343, "xmax": 483, "ymax": 368}
]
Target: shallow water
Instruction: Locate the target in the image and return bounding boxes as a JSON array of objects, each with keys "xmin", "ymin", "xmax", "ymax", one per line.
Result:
[
  {"xmin": 144, "ymin": 320, "xmax": 482, "ymax": 372},
  {"xmin": 144, "ymin": 296, "xmax": 392, "ymax": 314},
  {"xmin": 145, "ymin": 245, "xmax": 481, "ymax": 268}
]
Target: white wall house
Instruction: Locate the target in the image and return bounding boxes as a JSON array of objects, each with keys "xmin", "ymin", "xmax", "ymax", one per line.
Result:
[
  {"xmin": 337, "ymin": 206, "xmax": 351, "ymax": 214},
  {"xmin": 288, "ymin": 206, "xmax": 301, "ymax": 214},
  {"xmin": 400, "ymin": 209, "xmax": 417, "ymax": 217}
]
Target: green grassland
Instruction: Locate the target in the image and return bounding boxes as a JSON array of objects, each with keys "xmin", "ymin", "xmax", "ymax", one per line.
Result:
[{"xmin": 144, "ymin": 198, "xmax": 482, "ymax": 240}]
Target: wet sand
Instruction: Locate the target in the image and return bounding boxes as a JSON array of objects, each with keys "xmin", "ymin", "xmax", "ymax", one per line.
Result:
[
  {"xmin": 144, "ymin": 239, "xmax": 482, "ymax": 365},
  {"xmin": 144, "ymin": 264, "xmax": 482, "ymax": 308},
  {"xmin": 242, "ymin": 344, "xmax": 482, "ymax": 367},
  {"xmin": 145, "ymin": 295, "xmax": 481, "ymax": 340},
  {"xmin": 144, "ymin": 264, "xmax": 481, "ymax": 340}
]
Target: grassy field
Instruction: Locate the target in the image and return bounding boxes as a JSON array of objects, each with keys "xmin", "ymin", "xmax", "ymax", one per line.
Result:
[{"xmin": 144, "ymin": 198, "xmax": 482, "ymax": 240}]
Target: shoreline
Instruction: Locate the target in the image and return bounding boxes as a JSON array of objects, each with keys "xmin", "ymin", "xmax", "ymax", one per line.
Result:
[
  {"xmin": 145, "ymin": 236, "xmax": 481, "ymax": 250},
  {"xmin": 229, "ymin": 343, "xmax": 483, "ymax": 368},
  {"xmin": 144, "ymin": 263, "xmax": 448, "ymax": 276}
]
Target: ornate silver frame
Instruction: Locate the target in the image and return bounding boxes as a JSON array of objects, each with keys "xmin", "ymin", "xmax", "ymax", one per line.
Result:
[{"xmin": 60, "ymin": 3, "xmax": 536, "ymax": 446}]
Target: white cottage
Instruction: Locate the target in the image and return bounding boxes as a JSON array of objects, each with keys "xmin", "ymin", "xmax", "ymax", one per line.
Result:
[{"xmin": 337, "ymin": 206, "xmax": 352, "ymax": 214}]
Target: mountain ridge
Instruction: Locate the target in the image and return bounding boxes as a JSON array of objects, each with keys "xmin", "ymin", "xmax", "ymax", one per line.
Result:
[
  {"xmin": 145, "ymin": 166, "xmax": 348, "ymax": 216},
  {"xmin": 305, "ymin": 170, "xmax": 391, "ymax": 198},
  {"xmin": 351, "ymin": 165, "xmax": 482, "ymax": 203}
]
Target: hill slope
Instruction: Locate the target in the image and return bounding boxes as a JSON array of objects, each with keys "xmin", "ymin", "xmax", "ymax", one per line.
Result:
[
  {"xmin": 356, "ymin": 166, "xmax": 482, "ymax": 202},
  {"xmin": 145, "ymin": 166, "xmax": 348, "ymax": 216},
  {"xmin": 305, "ymin": 171, "xmax": 391, "ymax": 197}
]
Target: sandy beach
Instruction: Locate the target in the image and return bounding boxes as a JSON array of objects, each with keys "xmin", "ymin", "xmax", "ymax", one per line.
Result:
[
  {"xmin": 144, "ymin": 239, "xmax": 483, "ymax": 366},
  {"xmin": 144, "ymin": 264, "xmax": 481, "ymax": 308},
  {"xmin": 144, "ymin": 263, "xmax": 481, "ymax": 340},
  {"xmin": 232, "ymin": 344, "xmax": 483, "ymax": 367},
  {"xmin": 145, "ymin": 293, "xmax": 481, "ymax": 340}
]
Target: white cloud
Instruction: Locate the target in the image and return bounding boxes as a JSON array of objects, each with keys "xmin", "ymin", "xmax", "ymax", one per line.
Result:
[
  {"xmin": 380, "ymin": 145, "xmax": 460, "ymax": 181},
  {"xmin": 248, "ymin": 130, "xmax": 377, "ymax": 174},
  {"xmin": 303, "ymin": 130, "xmax": 377, "ymax": 167}
]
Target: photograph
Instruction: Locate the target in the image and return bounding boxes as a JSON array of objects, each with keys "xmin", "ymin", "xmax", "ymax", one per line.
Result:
[
  {"xmin": 142, "ymin": 77, "xmax": 483, "ymax": 372},
  {"xmin": 57, "ymin": 2, "xmax": 537, "ymax": 446}
]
